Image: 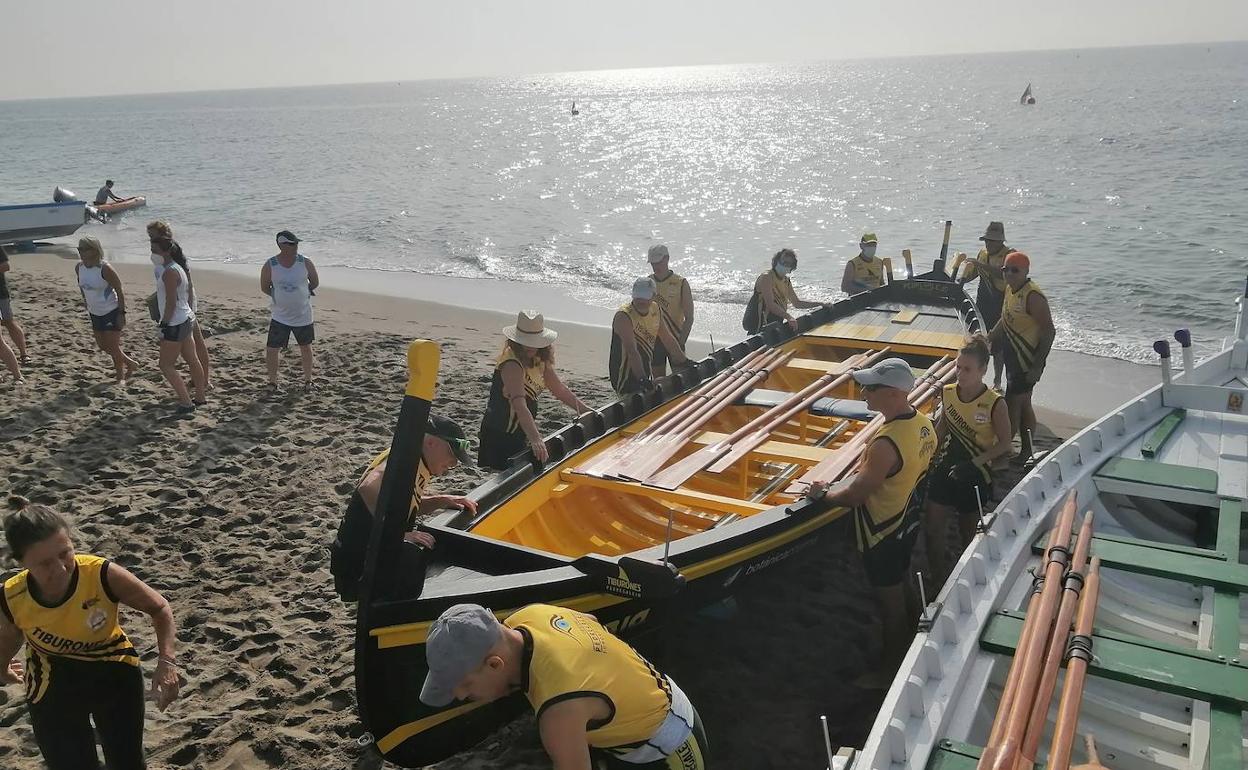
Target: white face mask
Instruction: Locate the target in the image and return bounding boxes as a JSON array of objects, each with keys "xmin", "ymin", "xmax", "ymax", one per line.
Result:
[
  {"xmin": 862, "ymin": 244, "xmax": 877, "ymax": 259},
  {"xmin": 150, "ymin": 252, "xmax": 164, "ymax": 267},
  {"xmin": 775, "ymin": 263, "xmax": 793, "ymax": 276}
]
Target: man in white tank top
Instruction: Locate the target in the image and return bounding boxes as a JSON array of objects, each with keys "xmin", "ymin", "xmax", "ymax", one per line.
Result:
[{"xmin": 261, "ymin": 230, "xmax": 320, "ymax": 390}]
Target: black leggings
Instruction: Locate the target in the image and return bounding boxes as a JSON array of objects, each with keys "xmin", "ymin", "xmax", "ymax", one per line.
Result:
[{"xmin": 28, "ymin": 659, "xmax": 146, "ymax": 770}]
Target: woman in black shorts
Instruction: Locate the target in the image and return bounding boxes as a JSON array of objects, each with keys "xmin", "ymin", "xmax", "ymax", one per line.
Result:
[
  {"xmin": 924, "ymin": 335, "xmax": 1012, "ymax": 586},
  {"xmin": 147, "ymin": 221, "xmax": 212, "ymax": 392},
  {"xmin": 75, "ymin": 236, "xmax": 140, "ymax": 385},
  {"xmin": 0, "ymin": 495, "xmax": 180, "ymax": 769}
]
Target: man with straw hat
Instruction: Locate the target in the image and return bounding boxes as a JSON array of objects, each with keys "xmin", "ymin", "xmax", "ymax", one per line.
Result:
[
  {"xmin": 478, "ymin": 310, "xmax": 593, "ymax": 470},
  {"xmin": 610, "ymin": 277, "xmax": 690, "ymax": 395},
  {"xmin": 841, "ymin": 232, "xmax": 885, "ymax": 295},
  {"xmin": 646, "ymin": 244, "xmax": 694, "ymax": 379},
  {"xmin": 989, "ymin": 251, "xmax": 1054, "ymax": 465},
  {"xmin": 959, "ymin": 221, "xmax": 1014, "ymax": 388}
]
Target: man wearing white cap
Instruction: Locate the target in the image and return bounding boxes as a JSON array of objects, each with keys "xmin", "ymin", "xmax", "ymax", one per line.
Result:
[
  {"xmin": 261, "ymin": 230, "xmax": 320, "ymax": 390},
  {"xmin": 806, "ymin": 357, "xmax": 937, "ymax": 687},
  {"xmin": 610, "ymin": 277, "xmax": 689, "ymax": 395},
  {"xmin": 477, "ymin": 310, "xmax": 593, "ymax": 470},
  {"xmin": 646, "ymin": 245, "xmax": 694, "ymax": 379},
  {"xmin": 420, "ymin": 602, "xmax": 710, "ymax": 769}
]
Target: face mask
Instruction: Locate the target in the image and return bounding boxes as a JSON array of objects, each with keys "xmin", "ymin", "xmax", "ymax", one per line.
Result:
[
  {"xmin": 775, "ymin": 263, "xmax": 793, "ymax": 276},
  {"xmin": 150, "ymin": 253, "xmax": 164, "ymax": 267},
  {"xmin": 862, "ymin": 245, "xmax": 877, "ymax": 259}
]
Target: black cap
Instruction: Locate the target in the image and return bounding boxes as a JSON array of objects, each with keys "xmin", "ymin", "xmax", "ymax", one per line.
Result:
[
  {"xmin": 427, "ymin": 415, "xmax": 473, "ymax": 466},
  {"xmin": 276, "ymin": 230, "xmax": 301, "ymax": 245}
]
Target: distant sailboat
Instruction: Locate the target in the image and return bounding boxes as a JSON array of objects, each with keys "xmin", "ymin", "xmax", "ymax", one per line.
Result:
[
  {"xmin": 1020, "ymin": 83, "xmax": 1036, "ymax": 105},
  {"xmin": 571, "ymin": 101, "xmax": 580, "ymax": 116}
]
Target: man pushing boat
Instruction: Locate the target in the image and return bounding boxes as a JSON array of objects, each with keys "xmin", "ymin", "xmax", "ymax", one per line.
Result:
[
  {"xmin": 420, "ymin": 603, "xmax": 710, "ymax": 770},
  {"xmin": 610, "ymin": 277, "xmax": 690, "ymax": 394}
]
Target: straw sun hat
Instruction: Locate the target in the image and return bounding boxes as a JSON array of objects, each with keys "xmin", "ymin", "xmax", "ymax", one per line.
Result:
[{"xmin": 503, "ymin": 310, "xmax": 557, "ymax": 348}]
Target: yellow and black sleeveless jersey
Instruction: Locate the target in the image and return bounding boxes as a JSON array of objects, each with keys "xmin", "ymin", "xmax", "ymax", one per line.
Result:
[
  {"xmin": 506, "ymin": 604, "xmax": 671, "ymax": 751},
  {"xmin": 360, "ymin": 450, "xmax": 431, "ymax": 523},
  {"xmin": 936, "ymin": 383, "xmax": 1002, "ymax": 479},
  {"xmin": 609, "ymin": 301, "xmax": 660, "ymax": 393},
  {"xmin": 481, "ymin": 346, "xmax": 547, "ymax": 435},
  {"xmin": 652, "ymin": 270, "xmax": 689, "ymax": 342},
  {"xmin": 0, "ymin": 554, "xmax": 138, "ymax": 704},
  {"xmin": 1002, "ymin": 279, "xmax": 1048, "ymax": 370},
  {"xmin": 848, "ymin": 255, "xmax": 884, "ymax": 289},
  {"xmin": 855, "ymin": 411, "xmax": 937, "ymax": 551},
  {"xmin": 748, "ymin": 270, "xmax": 797, "ymax": 330},
  {"xmin": 963, "ymin": 244, "xmax": 1012, "ymax": 295}
]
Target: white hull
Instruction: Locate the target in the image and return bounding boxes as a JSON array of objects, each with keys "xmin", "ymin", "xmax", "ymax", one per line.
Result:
[
  {"xmin": 849, "ymin": 284, "xmax": 1248, "ymax": 770},
  {"xmin": 0, "ymin": 201, "xmax": 87, "ymax": 244}
]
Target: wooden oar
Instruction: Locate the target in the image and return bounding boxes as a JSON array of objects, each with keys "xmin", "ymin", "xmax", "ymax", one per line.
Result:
[
  {"xmin": 575, "ymin": 347, "xmax": 772, "ymax": 477},
  {"xmin": 613, "ymin": 350, "xmax": 794, "ymax": 481},
  {"xmin": 902, "ymin": 248, "xmax": 914, "ymax": 279},
  {"xmin": 1070, "ymin": 735, "xmax": 1108, "ymax": 770},
  {"xmin": 1046, "ymin": 558, "xmax": 1103, "ymax": 770},
  {"xmin": 980, "ymin": 576, "xmax": 1047, "ymax": 767},
  {"xmin": 1018, "ymin": 512, "xmax": 1095, "ymax": 770},
  {"xmin": 984, "ymin": 492, "xmax": 1080, "ymax": 770},
  {"xmin": 937, "ymin": 219, "xmax": 953, "ymax": 274},
  {"xmin": 643, "ymin": 350, "xmax": 879, "ymax": 489}
]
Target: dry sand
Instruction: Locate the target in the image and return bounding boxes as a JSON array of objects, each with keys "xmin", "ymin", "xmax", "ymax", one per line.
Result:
[{"xmin": 0, "ymin": 248, "xmax": 1083, "ymax": 770}]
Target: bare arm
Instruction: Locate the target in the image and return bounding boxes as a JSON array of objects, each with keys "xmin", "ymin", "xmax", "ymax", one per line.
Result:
[
  {"xmin": 501, "ymin": 360, "xmax": 544, "ymax": 449},
  {"xmin": 0, "ymin": 614, "xmax": 24, "ymax": 685},
  {"xmin": 612, "ymin": 311, "xmax": 647, "ymax": 384},
  {"xmin": 821, "ymin": 436, "xmax": 899, "ymax": 508},
  {"xmin": 974, "ymin": 398, "xmax": 1013, "ymax": 466},
  {"xmin": 538, "ymin": 697, "xmax": 603, "ymax": 770},
  {"xmin": 679, "ymin": 279, "xmax": 694, "ymax": 341},
  {"xmin": 107, "ymin": 563, "xmax": 180, "ymax": 710},
  {"xmin": 1028, "ymin": 293, "xmax": 1056, "ymax": 373},
  {"xmin": 787, "ymin": 279, "xmax": 821, "ymax": 310},
  {"xmin": 0, "ymin": 260, "xmax": 10, "ymax": 274},
  {"xmin": 101, "ymin": 263, "xmax": 127, "ymax": 315},
  {"xmin": 544, "ymin": 365, "xmax": 591, "ymax": 414},
  {"xmin": 260, "ymin": 262, "xmax": 273, "ymax": 297},
  {"xmin": 305, "ymin": 258, "xmax": 320, "ymax": 292},
  {"xmin": 841, "ymin": 262, "xmax": 858, "ymax": 294},
  {"xmin": 657, "ymin": 322, "xmax": 689, "ymax": 367},
  {"xmin": 159, "ymin": 268, "xmax": 180, "ymax": 325}
]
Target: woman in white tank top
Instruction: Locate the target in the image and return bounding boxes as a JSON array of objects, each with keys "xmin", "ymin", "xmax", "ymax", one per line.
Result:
[
  {"xmin": 150, "ymin": 232, "xmax": 206, "ymax": 413},
  {"xmin": 148, "ymin": 221, "xmax": 212, "ymax": 392},
  {"xmin": 75, "ymin": 237, "xmax": 140, "ymax": 384}
]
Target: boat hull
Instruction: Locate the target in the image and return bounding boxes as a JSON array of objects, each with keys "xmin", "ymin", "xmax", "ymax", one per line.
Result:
[
  {"xmin": 94, "ymin": 196, "xmax": 147, "ymax": 215},
  {"xmin": 0, "ymin": 201, "xmax": 87, "ymax": 244}
]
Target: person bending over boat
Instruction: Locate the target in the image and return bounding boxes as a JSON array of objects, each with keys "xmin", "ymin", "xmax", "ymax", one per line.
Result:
[
  {"xmin": 0, "ymin": 495, "xmax": 180, "ymax": 770},
  {"xmin": 610, "ymin": 277, "xmax": 690, "ymax": 395},
  {"xmin": 151, "ymin": 233, "xmax": 207, "ymax": 414},
  {"xmin": 330, "ymin": 415, "xmax": 477, "ymax": 602},
  {"xmin": 958, "ymin": 221, "xmax": 1013, "ymax": 388},
  {"xmin": 148, "ymin": 221, "xmax": 212, "ymax": 392},
  {"xmin": 261, "ymin": 230, "xmax": 319, "ymax": 391},
  {"xmin": 923, "ymin": 335, "xmax": 1011, "ymax": 587},
  {"xmin": 93, "ymin": 180, "xmax": 130, "ymax": 206},
  {"xmin": 988, "ymin": 252, "xmax": 1054, "ymax": 464},
  {"xmin": 805, "ymin": 358, "xmax": 937, "ymax": 688},
  {"xmin": 646, "ymin": 245, "xmax": 694, "ymax": 379},
  {"xmin": 744, "ymin": 248, "xmax": 824, "ymax": 333},
  {"xmin": 0, "ymin": 245, "xmax": 27, "ymax": 387},
  {"xmin": 75, "ymin": 237, "xmax": 140, "ymax": 385},
  {"xmin": 840, "ymin": 232, "xmax": 885, "ymax": 295},
  {"xmin": 479, "ymin": 311, "xmax": 593, "ymax": 470},
  {"xmin": 421, "ymin": 603, "xmax": 710, "ymax": 770}
]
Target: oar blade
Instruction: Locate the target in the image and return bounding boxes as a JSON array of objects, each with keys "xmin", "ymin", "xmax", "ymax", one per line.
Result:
[{"xmin": 644, "ymin": 442, "xmax": 729, "ymax": 490}]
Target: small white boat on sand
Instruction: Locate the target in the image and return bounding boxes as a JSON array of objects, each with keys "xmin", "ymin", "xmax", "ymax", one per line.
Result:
[{"xmin": 0, "ymin": 200, "xmax": 88, "ymax": 246}]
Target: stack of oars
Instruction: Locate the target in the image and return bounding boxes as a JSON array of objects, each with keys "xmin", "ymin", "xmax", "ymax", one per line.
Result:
[
  {"xmin": 782, "ymin": 356, "xmax": 954, "ymax": 495},
  {"xmin": 977, "ymin": 492, "xmax": 1105, "ymax": 770},
  {"xmin": 643, "ymin": 348, "xmax": 892, "ymax": 490},
  {"xmin": 574, "ymin": 347, "xmax": 792, "ymax": 480}
]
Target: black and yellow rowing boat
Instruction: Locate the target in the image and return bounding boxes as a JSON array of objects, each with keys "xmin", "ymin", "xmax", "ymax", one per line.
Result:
[{"xmin": 354, "ymin": 265, "xmax": 983, "ymax": 766}]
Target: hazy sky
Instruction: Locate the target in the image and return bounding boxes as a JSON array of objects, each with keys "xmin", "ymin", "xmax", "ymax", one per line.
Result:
[{"xmin": 6, "ymin": 0, "xmax": 1247, "ymax": 100}]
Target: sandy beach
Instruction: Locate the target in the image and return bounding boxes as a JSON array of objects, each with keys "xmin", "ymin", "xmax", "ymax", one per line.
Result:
[{"xmin": 0, "ymin": 246, "xmax": 1089, "ymax": 770}]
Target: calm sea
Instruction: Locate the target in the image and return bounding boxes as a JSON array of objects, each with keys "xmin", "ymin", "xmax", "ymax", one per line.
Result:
[{"xmin": 3, "ymin": 42, "xmax": 1246, "ymax": 362}]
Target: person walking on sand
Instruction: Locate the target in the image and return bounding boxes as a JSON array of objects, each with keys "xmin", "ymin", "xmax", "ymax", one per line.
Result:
[
  {"xmin": 330, "ymin": 415, "xmax": 478, "ymax": 602},
  {"xmin": 0, "ymin": 245, "xmax": 27, "ymax": 387},
  {"xmin": 646, "ymin": 245, "xmax": 694, "ymax": 379},
  {"xmin": 151, "ymin": 233, "xmax": 207, "ymax": 413},
  {"xmin": 1, "ymin": 495, "xmax": 181, "ymax": 770},
  {"xmin": 805, "ymin": 358, "xmax": 937, "ymax": 689},
  {"xmin": 989, "ymin": 251, "xmax": 1054, "ymax": 464},
  {"xmin": 479, "ymin": 311, "xmax": 594, "ymax": 470},
  {"xmin": 744, "ymin": 248, "xmax": 825, "ymax": 333},
  {"xmin": 923, "ymin": 335, "xmax": 1011, "ymax": 587},
  {"xmin": 610, "ymin": 277, "xmax": 690, "ymax": 395},
  {"xmin": 421, "ymin": 603, "xmax": 711, "ymax": 769},
  {"xmin": 75, "ymin": 237, "xmax": 140, "ymax": 385},
  {"xmin": 261, "ymin": 230, "xmax": 319, "ymax": 391},
  {"xmin": 958, "ymin": 221, "xmax": 1013, "ymax": 388},
  {"xmin": 148, "ymin": 221, "xmax": 212, "ymax": 392},
  {"xmin": 840, "ymin": 232, "xmax": 885, "ymax": 295}
]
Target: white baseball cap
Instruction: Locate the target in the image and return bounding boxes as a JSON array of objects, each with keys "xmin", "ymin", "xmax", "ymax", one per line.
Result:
[
  {"xmin": 647, "ymin": 244, "xmax": 670, "ymax": 263},
  {"xmin": 632, "ymin": 276, "xmax": 656, "ymax": 300},
  {"xmin": 851, "ymin": 358, "xmax": 916, "ymax": 392}
]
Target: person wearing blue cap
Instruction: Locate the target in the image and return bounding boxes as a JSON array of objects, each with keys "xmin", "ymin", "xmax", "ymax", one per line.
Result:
[
  {"xmin": 805, "ymin": 357, "xmax": 937, "ymax": 688},
  {"xmin": 420, "ymin": 603, "xmax": 710, "ymax": 769}
]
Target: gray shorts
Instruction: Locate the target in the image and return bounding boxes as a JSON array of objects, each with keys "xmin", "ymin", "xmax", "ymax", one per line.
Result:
[{"xmin": 0, "ymin": 298, "xmax": 11, "ymax": 321}]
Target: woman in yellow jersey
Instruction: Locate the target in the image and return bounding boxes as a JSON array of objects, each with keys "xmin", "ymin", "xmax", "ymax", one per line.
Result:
[
  {"xmin": 420, "ymin": 603, "xmax": 710, "ymax": 770},
  {"xmin": 923, "ymin": 336, "xmax": 1012, "ymax": 587},
  {"xmin": 744, "ymin": 248, "xmax": 825, "ymax": 333},
  {"xmin": 989, "ymin": 252, "xmax": 1055, "ymax": 463},
  {"xmin": 479, "ymin": 311, "xmax": 593, "ymax": 470},
  {"xmin": 840, "ymin": 232, "xmax": 886, "ymax": 295},
  {"xmin": 611, "ymin": 277, "xmax": 690, "ymax": 395},
  {"xmin": 0, "ymin": 495, "xmax": 179, "ymax": 770}
]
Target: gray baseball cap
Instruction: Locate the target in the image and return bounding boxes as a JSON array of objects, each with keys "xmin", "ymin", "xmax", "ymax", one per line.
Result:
[
  {"xmin": 419, "ymin": 604, "xmax": 503, "ymax": 707},
  {"xmin": 852, "ymin": 357, "xmax": 916, "ymax": 392}
]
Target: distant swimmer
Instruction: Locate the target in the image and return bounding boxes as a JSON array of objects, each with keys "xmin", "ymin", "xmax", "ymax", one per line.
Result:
[
  {"xmin": 989, "ymin": 252, "xmax": 1055, "ymax": 464},
  {"xmin": 958, "ymin": 221, "xmax": 1013, "ymax": 388},
  {"xmin": 646, "ymin": 245, "xmax": 694, "ymax": 379},
  {"xmin": 93, "ymin": 180, "xmax": 132, "ymax": 206},
  {"xmin": 744, "ymin": 248, "xmax": 825, "ymax": 333},
  {"xmin": 261, "ymin": 230, "xmax": 320, "ymax": 391},
  {"xmin": 478, "ymin": 311, "xmax": 593, "ymax": 470},
  {"xmin": 841, "ymin": 232, "xmax": 885, "ymax": 295},
  {"xmin": 420, "ymin": 603, "xmax": 711, "ymax": 769},
  {"xmin": 75, "ymin": 236, "xmax": 140, "ymax": 385},
  {"xmin": 610, "ymin": 277, "xmax": 690, "ymax": 394}
]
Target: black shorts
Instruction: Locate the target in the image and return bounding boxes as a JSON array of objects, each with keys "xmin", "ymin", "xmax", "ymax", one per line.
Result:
[
  {"xmin": 1002, "ymin": 346, "xmax": 1038, "ymax": 397},
  {"xmin": 651, "ymin": 336, "xmax": 685, "ymax": 372},
  {"xmin": 477, "ymin": 425, "xmax": 527, "ymax": 471},
  {"xmin": 27, "ymin": 658, "xmax": 145, "ymax": 770},
  {"xmin": 330, "ymin": 491, "xmax": 373, "ymax": 602},
  {"xmin": 160, "ymin": 319, "xmax": 193, "ymax": 343},
  {"xmin": 860, "ymin": 516, "xmax": 920, "ymax": 588},
  {"xmin": 927, "ymin": 465, "xmax": 992, "ymax": 514},
  {"xmin": 90, "ymin": 308, "xmax": 123, "ymax": 332},
  {"xmin": 267, "ymin": 320, "xmax": 315, "ymax": 348}
]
